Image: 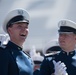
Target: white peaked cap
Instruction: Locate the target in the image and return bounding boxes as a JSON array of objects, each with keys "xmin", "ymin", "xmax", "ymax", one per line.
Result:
[
  {"xmin": 31, "ymin": 52, "xmax": 44, "ymax": 62},
  {"xmin": 30, "ymin": 45, "xmax": 36, "ymax": 57},
  {"xmin": 58, "ymin": 19, "xmax": 76, "ymax": 29},
  {"xmin": 3, "ymin": 8, "xmax": 30, "ymax": 33},
  {"xmin": 43, "ymin": 40, "xmax": 59, "ymax": 54},
  {"xmin": 30, "ymin": 46, "xmax": 44, "ymax": 62},
  {"xmin": 0, "ymin": 34, "xmax": 9, "ymax": 45}
]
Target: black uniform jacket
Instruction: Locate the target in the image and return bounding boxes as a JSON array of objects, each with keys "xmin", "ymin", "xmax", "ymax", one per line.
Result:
[
  {"xmin": 39, "ymin": 50, "xmax": 76, "ymax": 75},
  {"xmin": 33, "ymin": 69, "xmax": 40, "ymax": 75},
  {"xmin": 0, "ymin": 41, "xmax": 34, "ymax": 75}
]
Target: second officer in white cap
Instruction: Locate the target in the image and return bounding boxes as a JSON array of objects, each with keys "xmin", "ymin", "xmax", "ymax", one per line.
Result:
[
  {"xmin": 0, "ymin": 8, "xmax": 34, "ymax": 75},
  {"xmin": 42, "ymin": 40, "xmax": 61, "ymax": 56},
  {"xmin": 39, "ymin": 19, "xmax": 76, "ymax": 75}
]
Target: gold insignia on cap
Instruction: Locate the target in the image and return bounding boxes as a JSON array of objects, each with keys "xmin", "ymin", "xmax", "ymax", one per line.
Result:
[
  {"xmin": 59, "ymin": 20, "xmax": 66, "ymax": 26},
  {"xmin": 61, "ymin": 21, "xmax": 66, "ymax": 26},
  {"xmin": 18, "ymin": 9, "xmax": 23, "ymax": 15}
]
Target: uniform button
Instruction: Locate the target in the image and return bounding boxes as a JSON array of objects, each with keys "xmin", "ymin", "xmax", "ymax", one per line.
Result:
[
  {"xmin": 63, "ymin": 52, "xmax": 65, "ymax": 54},
  {"xmin": 70, "ymin": 52, "xmax": 73, "ymax": 54},
  {"xmin": 31, "ymin": 63, "xmax": 33, "ymax": 65},
  {"xmin": 52, "ymin": 57, "xmax": 55, "ymax": 59},
  {"xmin": 12, "ymin": 52, "xmax": 14, "ymax": 54},
  {"xmin": 18, "ymin": 47, "xmax": 20, "ymax": 50}
]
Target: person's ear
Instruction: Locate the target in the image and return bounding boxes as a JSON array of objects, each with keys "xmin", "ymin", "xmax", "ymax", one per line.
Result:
[
  {"xmin": 74, "ymin": 34, "xmax": 76, "ymax": 39},
  {"xmin": 7, "ymin": 27, "xmax": 12, "ymax": 34}
]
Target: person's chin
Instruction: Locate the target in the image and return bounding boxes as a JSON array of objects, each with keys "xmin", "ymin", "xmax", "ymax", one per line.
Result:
[{"xmin": 22, "ymin": 38, "xmax": 26, "ymax": 41}]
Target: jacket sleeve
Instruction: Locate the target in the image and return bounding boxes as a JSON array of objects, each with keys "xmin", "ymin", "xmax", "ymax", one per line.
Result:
[{"xmin": 0, "ymin": 48, "xmax": 9, "ymax": 75}]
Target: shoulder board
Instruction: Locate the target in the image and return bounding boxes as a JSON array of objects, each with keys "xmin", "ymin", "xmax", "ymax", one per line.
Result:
[
  {"xmin": 45, "ymin": 51, "xmax": 61, "ymax": 57},
  {"xmin": 23, "ymin": 51, "xmax": 31, "ymax": 58}
]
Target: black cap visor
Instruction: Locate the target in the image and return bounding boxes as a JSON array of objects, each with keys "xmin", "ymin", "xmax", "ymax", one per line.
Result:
[
  {"xmin": 6, "ymin": 15, "xmax": 29, "ymax": 29},
  {"xmin": 58, "ymin": 26, "xmax": 76, "ymax": 34}
]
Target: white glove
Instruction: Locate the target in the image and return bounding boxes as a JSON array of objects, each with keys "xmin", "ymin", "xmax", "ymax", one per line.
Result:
[
  {"xmin": 0, "ymin": 34, "xmax": 9, "ymax": 46},
  {"xmin": 53, "ymin": 60, "xmax": 68, "ymax": 75}
]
